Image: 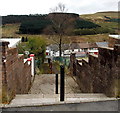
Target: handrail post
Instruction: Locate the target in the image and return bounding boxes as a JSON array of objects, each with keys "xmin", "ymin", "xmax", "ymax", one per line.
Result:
[
  {"xmin": 55, "ymin": 74, "xmax": 58, "ymax": 94},
  {"xmin": 60, "ymin": 65, "xmax": 65, "ymax": 101}
]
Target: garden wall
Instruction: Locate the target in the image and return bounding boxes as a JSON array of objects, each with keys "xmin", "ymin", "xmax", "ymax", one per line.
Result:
[
  {"xmin": 70, "ymin": 44, "xmax": 120, "ymax": 97},
  {"xmin": 0, "ymin": 41, "xmax": 31, "ymax": 103}
]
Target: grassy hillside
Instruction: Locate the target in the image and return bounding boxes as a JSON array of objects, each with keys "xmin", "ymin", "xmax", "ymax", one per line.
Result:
[
  {"xmin": 69, "ymin": 34, "xmax": 110, "ymax": 43},
  {"xmin": 80, "ymin": 11, "xmax": 118, "ymax": 19},
  {"xmin": 2, "ymin": 23, "xmax": 20, "ymax": 37},
  {"xmin": 80, "ymin": 11, "xmax": 119, "ymax": 34},
  {"xmin": 2, "ymin": 23, "xmax": 52, "ymax": 45}
]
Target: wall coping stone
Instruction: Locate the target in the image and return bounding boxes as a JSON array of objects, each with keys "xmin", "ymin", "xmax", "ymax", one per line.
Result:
[
  {"xmin": 76, "ymin": 59, "xmax": 82, "ymax": 62},
  {"xmin": 89, "ymin": 53, "xmax": 98, "ymax": 58},
  {"xmin": 99, "ymin": 46, "xmax": 114, "ymax": 50},
  {"xmin": 82, "ymin": 58, "xmax": 89, "ymax": 62},
  {"xmin": 78, "ymin": 62, "xmax": 82, "ymax": 66},
  {"xmin": 18, "ymin": 54, "xmax": 24, "ymax": 58},
  {"xmin": 82, "ymin": 59, "xmax": 89, "ymax": 64},
  {"xmin": 115, "ymin": 44, "xmax": 120, "ymax": 47}
]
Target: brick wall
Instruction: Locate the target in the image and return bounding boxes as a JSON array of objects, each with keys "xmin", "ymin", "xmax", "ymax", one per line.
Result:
[
  {"xmin": 109, "ymin": 37, "xmax": 120, "ymax": 48},
  {"xmin": 70, "ymin": 44, "xmax": 120, "ymax": 97},
  {"xmin": 0, "ymin": 41, "xmax": 31, "ymax": 103}
]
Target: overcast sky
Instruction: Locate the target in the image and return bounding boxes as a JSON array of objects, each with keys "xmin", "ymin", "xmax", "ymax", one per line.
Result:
[{"xmin": 0, "ymin": 0, "xmax": 119, "ymax": 16}]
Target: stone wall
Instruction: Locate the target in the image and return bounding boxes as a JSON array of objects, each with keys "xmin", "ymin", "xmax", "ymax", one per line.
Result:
[
  {"xmin": 0, "ymin": 41, "xmax": 31, "ymax": 103},
  {"xmin": 70, "ymin": 45, "xmax": 120, "ymax": 97}
]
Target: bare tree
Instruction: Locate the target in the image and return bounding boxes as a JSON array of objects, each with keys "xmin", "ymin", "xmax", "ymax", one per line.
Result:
[
  {"xmin": 46, "ymin": 3, "xmax": 77, "ymax": 57},
  {"xmin": 50, "ymin": 3, "xmax": 68, "ymax": 13}
]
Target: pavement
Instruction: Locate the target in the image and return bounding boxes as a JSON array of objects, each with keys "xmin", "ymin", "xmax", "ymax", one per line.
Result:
[{"xmin": 29, "ymin": 74, "xmax": 81, "ymax": 94}]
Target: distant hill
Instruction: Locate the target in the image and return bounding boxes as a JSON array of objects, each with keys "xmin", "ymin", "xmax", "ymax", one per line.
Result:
[
  {"xmin": 2, "ymin": 13, "xmax": 99, "ymax": 35},
  {"xmin": 2, "ymin": 11, "xmax": 118, "ymax": 36}
]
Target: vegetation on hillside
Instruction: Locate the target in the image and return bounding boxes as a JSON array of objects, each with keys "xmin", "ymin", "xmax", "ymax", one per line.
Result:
[
  {"xmin": 80, "ymin": 11, "xmax": 119, "ymax": 34},
  {"xmin": 2, "ymin": 23, "xmax": 110, "ymax": 43},
  {"xmin": 73, "ymin": 27, "xmax": 112, "ymax": 36},
  {"xmin": 19, "ymin": 19, "xmax": 51, "ymax": 34},
  {"xmin": 2, "ymin": 14, "xmax": 101, "ymax": 35},
  {"xmin": 74, "ymin": 19, "xmax": 100, "ymax": 29},
  {"xmin": 2, "ymin": 14, "xmax": 47, "ymax": 25},
  {"xmin": 2, "ymin": 11, "xmax": 118, "ymax": 45},
  {"xmin": 19, "ymin": 15, "xmax": 100, "ymax": 35},
  {"xmin": 2, "ymin": 11, "xmax": 119, "ymax": 36}
]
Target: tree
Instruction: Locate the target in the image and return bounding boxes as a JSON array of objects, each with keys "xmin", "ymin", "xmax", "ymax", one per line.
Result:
[
  {"xmin": 17, "ymin": 37, "xmax": 46, "ymax": 67},
  {"xmin": 46, "ymin": 3, "xmax": 77, "ymax": 57}
]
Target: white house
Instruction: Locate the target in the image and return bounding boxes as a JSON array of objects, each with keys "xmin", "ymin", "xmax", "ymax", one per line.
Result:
[
  {"xmin": 0, "ymin": 38, "xmax": 21, "ymax": 48},
  {"xmin": 46, "ymin": 42, "xmax": 100, "ymax": 58},
  {"xmin": 109, "ymin": 35, "xmax": 120, "ymax": 39}
]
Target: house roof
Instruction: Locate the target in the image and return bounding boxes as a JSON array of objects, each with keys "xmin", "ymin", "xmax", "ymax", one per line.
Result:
[
  {"xmin": 96, "ymin": 42, "xmax": 108, "ymax": 47},
  {"xmin": 47, "ymin": 42, "xmax": 107, "ymax": 52},
  {"xmin": 48, "ymin": 44, "xmax": 59, "ymax": 52},
  {"xmin": 78, "ymin": 43, "xmax": 89, "ymax": 49},
  {"xmin": 69, "ymin": 43, "xmax": 80, "ymax": 49},
  {"xmin": 89, "ymin": 43, "xmax": 98, "ymax": 48}
]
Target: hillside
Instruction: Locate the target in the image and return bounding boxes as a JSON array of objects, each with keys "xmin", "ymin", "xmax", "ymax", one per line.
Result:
[
  {"xmin": 80, "ymin": 11, "xmax": 119, "ymax": 34},
  {"xmin": 2, "ymin": 13, "xmax": 100, "ymax": 35},
  {"xmin": 80, "ymin": 11, "xmax": 118, "ymax": 20},
  {"xmin": 2, "ymin": 23, "xmax": 110, "ymax": 44},
  {"xmin": 2, "ymin": 11, "xmax": 116, "ymax": 43}
]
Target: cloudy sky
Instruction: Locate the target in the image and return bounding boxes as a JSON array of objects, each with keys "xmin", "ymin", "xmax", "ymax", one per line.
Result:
[{"xmin": 0, "ymin": 0, "xmax": 119, "ymax": 16}]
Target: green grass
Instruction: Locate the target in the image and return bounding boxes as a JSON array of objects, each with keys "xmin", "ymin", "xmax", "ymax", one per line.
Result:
[
  {"xmin": 2, "ymin": 23, "xmax": 20, "ymax": 37},
  {"xmin": 97, "ymin": 22, "xmax": 118, "ymax": 30}
]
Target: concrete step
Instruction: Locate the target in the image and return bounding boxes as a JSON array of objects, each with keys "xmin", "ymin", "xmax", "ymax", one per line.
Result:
[
  {"xmin": 4, "ymin": 93, "xmax": 116, "ymax": 108},
  {"xmin": 15, "ymin": 93, "xmax": 107, "ymax": 99}
]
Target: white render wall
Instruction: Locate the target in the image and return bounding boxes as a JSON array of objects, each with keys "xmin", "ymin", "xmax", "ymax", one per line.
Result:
[{"xmin": 0, "ymin": 38, "xmax": 21, "ymax": 48}]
